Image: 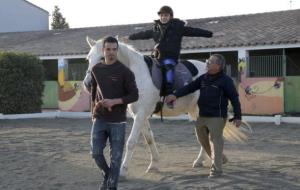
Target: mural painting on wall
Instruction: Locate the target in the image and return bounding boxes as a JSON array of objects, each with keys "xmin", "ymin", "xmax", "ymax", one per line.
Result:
[
  {"xmin": 58, "ymin": 60, "xmax": 90, "ymax": 111},
  {"xmin": 238, "ymin": 58, "xmax": 284, "ymax": 115}
]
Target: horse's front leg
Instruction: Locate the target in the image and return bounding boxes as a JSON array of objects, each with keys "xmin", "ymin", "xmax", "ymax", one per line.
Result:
[
  {"xmin": 120, "ymin": 113, "xmax": 146, "ymax": 177},
  {"xmin": 142, "ymin": 119, "xmax": 159, "ymax": 173},
  {"xmin": 193, "ymin": 146, "xmax": 211, "ymax": 168}
]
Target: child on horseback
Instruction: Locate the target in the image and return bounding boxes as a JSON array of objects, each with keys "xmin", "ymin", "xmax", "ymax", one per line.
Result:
[{"xmin": 125, "ymin": 5, "xmax": 213, "ymax": 107}]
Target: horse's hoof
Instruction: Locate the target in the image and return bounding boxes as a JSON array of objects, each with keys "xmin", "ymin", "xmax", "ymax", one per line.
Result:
[
  {"xmin": 146, "ymin": 167, "xmax": 159, "ymax": 173},
  {"xmin": 192, "ymin": 160, "xmax": 204, "ymax": 168},
  {"xmin": 202, "ymin": 160, "xmax": 212, "ymax": 167},
  {"xmin": 118, "ymin": 175, "xmax": 127, "ymax": 182},
  {"xmin": 120, "ymin": 166, "xmax": 128, "ymax": 177},
  {"xmin": 223, "ymin": 155, "xmax": 228, "ymax": 164}
]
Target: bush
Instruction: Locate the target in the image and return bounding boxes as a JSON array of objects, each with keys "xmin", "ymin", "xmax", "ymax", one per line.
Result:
[{"xmin": 0, "ymin": 52, "xmax": 44, "ymax": 114}]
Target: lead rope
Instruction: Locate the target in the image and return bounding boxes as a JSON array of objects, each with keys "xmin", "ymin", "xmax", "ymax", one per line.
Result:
[{"xmin": 160, "ymin": 96, "xmax": 165, "ymax": 122}]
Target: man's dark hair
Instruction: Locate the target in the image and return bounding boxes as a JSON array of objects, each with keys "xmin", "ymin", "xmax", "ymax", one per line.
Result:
[
  {"xmin": 102, "ymin": 36, "xmax": 119, "ymax": 48},
  {"xmin": 211, "ymin": 54, "xmax": 225, "ymax": 69}
]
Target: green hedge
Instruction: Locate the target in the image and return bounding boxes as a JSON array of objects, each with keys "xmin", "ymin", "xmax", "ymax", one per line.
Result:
[{"xmin": 0, "ymin": 52, "xmax": 45, "ymax": 114}]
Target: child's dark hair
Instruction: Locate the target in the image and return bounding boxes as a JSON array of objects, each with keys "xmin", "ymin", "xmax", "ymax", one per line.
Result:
[{"xmin": 103, "ymin": 36, "xmax": 119, "ymax": 48}]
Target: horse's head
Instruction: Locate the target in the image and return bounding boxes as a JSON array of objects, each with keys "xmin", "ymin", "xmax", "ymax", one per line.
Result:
[
  {"xmin": 86, "ymin": 36, "xmax": 143, "ymax": 72},
  {"xmin": 86, "ymin": 36, "xmax": 104, "ymax": 71}
]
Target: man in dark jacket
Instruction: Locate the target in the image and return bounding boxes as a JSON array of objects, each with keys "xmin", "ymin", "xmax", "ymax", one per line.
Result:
[
  {"xmin": 125, "ymin": 5, "xmax": 213, "ymax": 105},
  {"xmin": 87, "ymin": 36, "xmax": 139, "ymax": 190},
  {"xmin": 166, "ymin": 54, "xmax": 242, "ymax": 178}
]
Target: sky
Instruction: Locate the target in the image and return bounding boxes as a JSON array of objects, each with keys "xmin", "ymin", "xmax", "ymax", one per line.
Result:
[{"xmin": 27, "ymin": 0, "xmax": 300, "ymax": 28}]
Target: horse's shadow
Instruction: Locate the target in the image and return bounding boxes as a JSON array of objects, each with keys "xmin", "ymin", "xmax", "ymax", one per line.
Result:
[
  {"xmin": 118, "ymin": 165, "xmax": 300, "ymax": 190},
  {"xmin": 212, "ymin": 167, "xmax": 300, "ymax": 190},
  {"xmin": 119, "ymin": 175, "xmax": 176, "ymax": 190}
]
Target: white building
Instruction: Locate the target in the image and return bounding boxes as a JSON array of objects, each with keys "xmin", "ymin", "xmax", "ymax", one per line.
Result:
[
  {"xmin": 0, "ymin": 9, "xmax": 299, "ymax": 114},
  {"xmin": 0, "ymin": 0, "xmax": 49, "ymax": 33}
]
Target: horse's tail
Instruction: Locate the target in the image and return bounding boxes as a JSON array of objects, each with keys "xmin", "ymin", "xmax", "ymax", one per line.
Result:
[
  {"xmin": 223, "ymin": 120, "xmax": 252, "ymax": 143},
  {"xmin": 187, "ymin": 106, "xmax": 199, "ymax": 121}
]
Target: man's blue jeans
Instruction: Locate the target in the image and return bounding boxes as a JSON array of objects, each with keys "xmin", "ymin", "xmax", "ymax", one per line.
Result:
[{"xmin": 90, "ymin": 118, "xmax": 126, "ymax": 189}]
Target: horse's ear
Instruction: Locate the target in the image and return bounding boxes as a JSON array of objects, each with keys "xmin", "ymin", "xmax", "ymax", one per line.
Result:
[{"xmin": 86, "ymin": 36, "xmax": 96, "ymax": 47}]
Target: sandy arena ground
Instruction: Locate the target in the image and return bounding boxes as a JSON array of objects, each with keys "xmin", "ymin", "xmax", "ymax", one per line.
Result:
[{"xmin": 1, "ymin": 118, "xmax": 300, "ymax": 190}]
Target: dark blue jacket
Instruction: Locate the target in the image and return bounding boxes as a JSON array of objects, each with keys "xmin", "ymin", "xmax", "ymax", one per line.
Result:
[
  {"xmin": 129, "ymin": 18, "xmax": 212, "ymax": 60},
  {"xmin": 174, "ymin": 72, "xmax": 242, "ymax": 119}
]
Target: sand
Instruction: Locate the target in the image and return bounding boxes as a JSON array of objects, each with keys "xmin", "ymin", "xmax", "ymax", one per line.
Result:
[{"xmin": 1, "ymin": 118, "xmax": 300, "ymax": 190}]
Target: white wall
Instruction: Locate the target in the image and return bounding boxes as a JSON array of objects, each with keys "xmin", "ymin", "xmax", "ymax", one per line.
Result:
[{"xmin": 0, "ymin": 0, "xmax": 49, "ymax": 33}]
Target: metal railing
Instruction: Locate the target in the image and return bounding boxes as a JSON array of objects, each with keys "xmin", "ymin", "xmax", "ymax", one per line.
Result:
[
  {"xmin": 68, "ymin": 63, "xmax": 88, "ymax": 80},
  {"xmin": 247, "ymin": 55, "xmax": 283, "ymax": 77}
]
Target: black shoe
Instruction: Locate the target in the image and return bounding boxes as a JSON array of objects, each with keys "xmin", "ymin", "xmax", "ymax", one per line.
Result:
[
  {"xmin": 165, "ymin": 82, "xmax": 174, "ymax": 96},
  {"xmin": 99, "ymin": 185, "xmax": 107, "ymax": 190},
  {"xmin": 99, "ymin": 175, "xmax": 108, "ymax": 190}
]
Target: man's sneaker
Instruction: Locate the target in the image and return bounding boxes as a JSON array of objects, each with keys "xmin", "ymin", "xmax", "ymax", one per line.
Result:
[{"xmin": 208, "ymin": 164, "xmax": 222, "ymax": 179}]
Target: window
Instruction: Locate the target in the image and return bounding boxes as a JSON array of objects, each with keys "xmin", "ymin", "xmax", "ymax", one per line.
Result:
[
  {"xmin": 68, "ymin": 59, "xmax": 88, "ymax": 80},
  {"xmin": 42, "ymin": 60, "xmax": 58, "ymax": 80}
]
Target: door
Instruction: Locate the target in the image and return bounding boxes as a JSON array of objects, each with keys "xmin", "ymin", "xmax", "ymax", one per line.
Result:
[
  {"xmin": 284, "ymin": 76, "xmax": 300, "ymax": 113},
  {"xmin": 42, "ymin": 81, "xmax": 58, "ymax": 109}
]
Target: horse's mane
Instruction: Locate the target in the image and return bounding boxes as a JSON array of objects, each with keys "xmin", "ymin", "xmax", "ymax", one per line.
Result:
[
  {"xmin": 87, "ymin": 38, "xmax": 149, "ymax": 74},
  {"xmin": 119, "ymin": 42, "xmax": 138, "ymax": 52},
  {"xmin": 118, "ymin": 42, "xmax": 144, "ymax": 57},
  {"xmin": 117, "ymin": 42, "xmax": 145, "ymax": 66}
]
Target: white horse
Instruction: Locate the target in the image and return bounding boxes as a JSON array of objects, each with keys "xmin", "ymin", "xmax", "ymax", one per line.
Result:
[{"xmin": 83, "ymin": 36, "xmax": 248, "ymax": 177}]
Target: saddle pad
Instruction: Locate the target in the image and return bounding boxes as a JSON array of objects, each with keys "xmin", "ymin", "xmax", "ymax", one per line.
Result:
[
  {"xmin": 151, "ymin": 61, "xmax": 193, "ymax": 91},
  {"xmin": 180, "ymin": 60, "xmax": 199, "ymax": 77}
]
